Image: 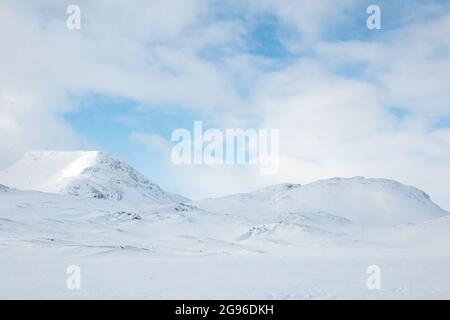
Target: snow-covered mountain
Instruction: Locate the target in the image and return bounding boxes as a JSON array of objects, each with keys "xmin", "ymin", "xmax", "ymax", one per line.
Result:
[
  {"xmin": 196, "ymin": 177, "xmax": 448, "ymax": 226},
  {"xmin": 0, "ymin": 151, "xmax": 188, "ymax": 204},
  {"xmin": 1, "ymin": 153, "xmax": 450, "ymax": 299}
]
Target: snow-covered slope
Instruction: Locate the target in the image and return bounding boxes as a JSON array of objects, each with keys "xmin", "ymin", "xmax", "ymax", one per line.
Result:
[
  {"xmin": 1, "ymin": 174, "xmax": 450, "ymax": 298},
  {"xmin": 196, "ymin": 177, "xmax": 448, "ymax": 226},
  {"xmin": 0, "ymin": 151, "xmax": 188, "ymax": 204},
  {"xmin": 0, "ymin": 184, "xmax": 9, "ymax": 192}
]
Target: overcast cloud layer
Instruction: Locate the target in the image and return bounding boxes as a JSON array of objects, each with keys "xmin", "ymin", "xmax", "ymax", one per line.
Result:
[{"xmin": 1, "ymin": 0, "xmax": 450, "ymax": 209}]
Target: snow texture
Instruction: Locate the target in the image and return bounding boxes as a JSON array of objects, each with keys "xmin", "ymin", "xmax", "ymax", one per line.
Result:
[{"xmin": 0, "ymin": 152, "xmax": 449, "ymax": 299}]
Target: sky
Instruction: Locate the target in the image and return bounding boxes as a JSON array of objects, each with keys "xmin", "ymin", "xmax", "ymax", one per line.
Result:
[{"xmin": 1, "ymin": 0, "xmax": 450, "ymax": 208}]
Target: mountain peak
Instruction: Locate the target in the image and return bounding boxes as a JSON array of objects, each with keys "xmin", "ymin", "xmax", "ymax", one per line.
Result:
[
  {"xmin": 198, "ymin": 176, "xmax": 447, "ymax": 226},
  {"xmin": 0, "ymin": 150, "xmax": 188, "ymax": 204},
  {"xmin": 309, "ymin": 176, "xmax": 431, "ymax": 200},
  {"xmin": 253, "ymin": 183, "xmax": 302, "ymax": 194}
]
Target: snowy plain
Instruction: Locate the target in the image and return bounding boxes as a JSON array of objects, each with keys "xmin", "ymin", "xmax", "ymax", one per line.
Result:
[{"xmin": 0, "ymin": 151, "xmax": 449, "ymax": 299}]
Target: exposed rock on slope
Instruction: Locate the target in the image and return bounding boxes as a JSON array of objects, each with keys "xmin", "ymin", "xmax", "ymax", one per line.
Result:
[{"xmin": 0, "ymin": 151, "xmax": 188, "ymax": 204}]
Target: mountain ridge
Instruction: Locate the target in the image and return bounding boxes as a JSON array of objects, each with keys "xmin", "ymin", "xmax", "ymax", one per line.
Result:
[
  {"xmin": 1, "ymin": 150, "xmax": 448, "ymax": 227},
  {"xmin": 0, "ymin": 150, "xmax": 189, "ymax": 204},
  {"xmin": 196, "ymin": 176, "xmax": 448, "ymax": 226}
]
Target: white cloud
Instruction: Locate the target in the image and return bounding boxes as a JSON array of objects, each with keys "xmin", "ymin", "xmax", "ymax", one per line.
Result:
[
  {"xmin": 0, "ymin": 94, "xmax": 79, "ymax": 168},
  {"xmin": 0, "ymin": 0, "xmax": 449, "ymax": 209},
  {"xmin": 0, "ymin": 0, "xmax": 245, "ymax": 166},
  {"xmin": 244, "ymin": 10, "xmax": 450, "ymax": 208},
  {"xmin": 129, "ymin": 132, "xmax": 172, "ymax": 153}
]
